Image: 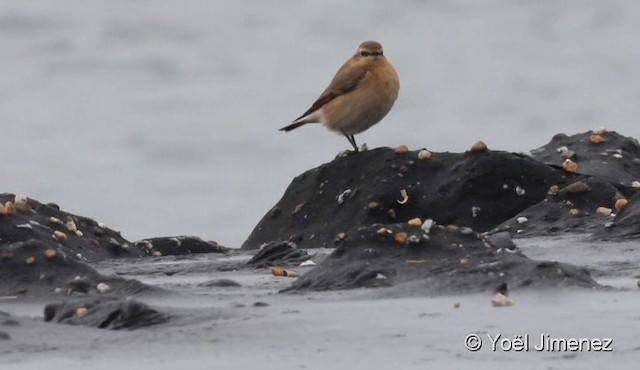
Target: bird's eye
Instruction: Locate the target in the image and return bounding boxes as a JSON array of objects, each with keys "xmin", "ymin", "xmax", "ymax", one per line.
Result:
[{"xmin": 360, "ymin": 51, "xmax": 371, "ymax": 57}]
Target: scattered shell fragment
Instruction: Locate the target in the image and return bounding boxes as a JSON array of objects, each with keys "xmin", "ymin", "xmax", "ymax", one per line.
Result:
[
  {"xmin": 615, "ymin": 198, "xmax": 628, "ymax": 213},
  {"xmin": 376, "ymin": 227, "xmax": 388, "ymax": 235},
  {"xmin": 471, "ymin": 206, "xmax": 481, "ymax": 218},
  {"xmin": 48, "ymin": 216, "xmax": 63, "ymax": 225},
  {"xmin": 564, "ymin": 181, "xmax": 589, "ymax": 193},
  {"xmin": 592, "ymin": 126, "xmax": 607, "ymax": 135},
  {"xmin": 589, "ymin": 134, "xmax": 605, "ymax": 143},
  {"xmin": 516, "ymin": 217, "xmax": 528, "ymax": 224},
  {"xmin": 65, "ymin": 218, "xmax": 78, "ymax": 233},
  {"xmin": 291, "ymin": 202, "xmax": 304, "ymax": 215},
  {"xmin": 44, "ymin": 249, "xmax": 57, "ymax": 258},
  {"xmin": 491, "ymin": 293, "xmax": 514, "ymax": 307},
  {"xmin": 459, "ymin": 227, "xmax": 474, "ymax": 235},
  {"xmin": 459, "ymin": 257, "xmax": 469, "ymax": 266},
  {"xmin": 569, "ymin": 208, "xmax": 580, "ymax": 217},
  {"xmin": 96, "ymin": 282, "xmax": 110, "ymax": 293},
  {"xmin": 394, "ymin": 144, "xmax": 409, "ymax": 154},
  {"xmin": 470, "ymin": 141, "xmax": 487, "ymax": 153},
  {"xmin": 25, "ymin": 256, "xmax": 36, "ymax": 265},
  {"xmin": 397, "ymin": 189, "xmax": 409, "ymax": 204},
  {"xmin": 337, "ymin": 189, "xmax": 352, "ymax": 204},
  {"xmin": 367, "ymin": 201, "xmax": 379, "ymax": 209},
  {"xmin": 515, "ymin": 186, "xmax": 525, "ymax": 196},
  {"xmin": 632, "ymin": 181, "xmax": 640, "ymax": 188},
  {"xmin": 613, "ymin": 153, "xmax": 623, "ymax": 159},
  {"xmin": 375, "ymin": 273, "xmax": 387, "ymax": 280},
  {"xmin": 14, "ymin": 195, "xmax": 32, "ymax": 212},
  {"xmin": 562, "ymin": 159, "xmax": 578, "ymax": 173},
  {"xmin": 336, "ymin": 232, "xmax": 347, "ymax": 241},
  {"xmin": 3, "ymin": 202, "xmax": 16, "ymax": 216},
  {"xmin": 394, "ymin": 232, "xmax": 408, "ymax": 244},
  {"xmin": 547, "ymin": 185, "xmax": 559, "ymax": 195},
  {"xmin": 407, "ymin": 235, "xmax": 421, "ymax": 243},
  {"xmin": 445, "ymin": 224, "xmax": 460, "ymax": 232},
  {"xmin": 556, "ymin": 145, "xmax": 569, "ymax": 153},
  {"xmin": 75, "ymin": 230, "xmax": 83, "ymax": 237},
  {"xmin": 421, "ymin": 219, "xmax": 434, "ymax": 233},
  {"xmin": 300, "ymin": 260, "xmax": 316, "ymax": 267},
  {"xmin": 53, "ymin": 230, "xmax": 67, "ymax": 242},
  {"xmin": 75, "ymin": 307, "xmax": 88, "ymax": 317},
  {"xmin": 407, "ymin": 217, "xmax": 422, "ymax": 226},
  {"xmin": 417, "ymin": 149, "xmax": 432, "ymax": 160},
  {"xmin": 406, "ymin": 259, "xmax": 427, "ymax": 264},
  {"xmin": 595, "ymin": 207, "xmax": 613, "ymax": 216},
  {"xmin": 270, "ymin": 267, "xmax": 298, "ymax": 277}
]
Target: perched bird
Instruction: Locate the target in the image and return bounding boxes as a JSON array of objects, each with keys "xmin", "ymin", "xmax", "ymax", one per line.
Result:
[{"xmin": 280, "ymin": 40, "xmax": 399, "ymax": 151}]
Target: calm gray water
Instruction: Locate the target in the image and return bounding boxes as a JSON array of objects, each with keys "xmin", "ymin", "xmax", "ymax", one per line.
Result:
[{"xmin": 2, "ymin": 1, "xmax": 640, "ymax": 247}]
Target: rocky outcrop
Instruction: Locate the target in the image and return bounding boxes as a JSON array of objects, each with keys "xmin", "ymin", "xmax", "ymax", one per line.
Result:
[
  {"xmin": 0, "ymin": 240, "xmax": 159, "ymax": 298},
  {"xmin": 244, "ymin": 129, "xmax": 639, "ymax": 292},
  {"xmin": 0, "ymin": 193, "xmax": 144, "ymax": 260},
  {"xmin": 285, "ymin": 224, "xmax": 596, "ymax": 293}
]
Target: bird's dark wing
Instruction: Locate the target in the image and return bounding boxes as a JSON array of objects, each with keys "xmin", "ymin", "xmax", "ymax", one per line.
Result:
[{"xmin": 293, "ymin": 64, "xmax": 368, "ymax": 122}]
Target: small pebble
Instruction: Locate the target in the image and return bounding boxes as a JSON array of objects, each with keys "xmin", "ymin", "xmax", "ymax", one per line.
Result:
[
  {"xmin": 491, "ymin": 293, "xmax": 514, "ymax": 307},
  {"xmin": 75, "ymin": 307, "xmax": 88, "ymax": 317},
  {"xmin": 564, "ymin": 181, "xmax": 589, "ymax": 193},
  {"xmin": 25, "ymin": 256, "xmax": 36, "ymax": 265},
  {"xmin": 562, "ymin": 159, "xmax": 578, "ymax": 173},
  {"xmin": 52, "ymin": 230, "xmax": 67, "ymax": 242},
  {"xmin": 615, "ymin": 198, "xmax": 628, "ymax": 213},
  {"xmin": 394, "ymin": 144, "xmax": 409, "ymax": 154},
  {"xmin": 470, "ymin": 141, "xmax": 487, "ymax": 153},
  {"xmin": 421, "ymin": 219, "xmax": 434, "ymax": 233},
  {"xmin": 595, "ymin": 207, "xmax": 612, "ymax": 216},
  {"xmin": 394, "ymin": 232, "xmax": 408, "ymax": 244},
  {"xmin": 417, "ymin": 149, "xmax": 432, "ymax": 160},
  {"xmin": 43, "ymin": 249, "xmax": 57, "ymax": 258},
  {"xmin": 516, "ymin": 217, "xmax": 528, "ymax": 224},
  {"xmin": 589, "ymin": 134, "xmax": 605, "ymax": 143},
  {"xmin": 592, "ymin": 126, "xmax": 607, "ymax": 135},
  {"xmin": 367, "ymin": 201, "xmax": 379, "ymax": 209},
  {"xmin": 407, "ymin": 217, "xmax": 422, "ymax": 226}
]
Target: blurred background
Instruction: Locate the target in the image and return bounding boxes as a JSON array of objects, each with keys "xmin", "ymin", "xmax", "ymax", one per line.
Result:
[{"xmin": 2, "ymin": 0, "xmax": 639, "ymax": 247}]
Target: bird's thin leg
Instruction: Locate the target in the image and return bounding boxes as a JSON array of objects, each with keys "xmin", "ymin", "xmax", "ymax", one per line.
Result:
[{"xmin": 344, "ymin": 134, "xmax": 359, "ymax": 152}]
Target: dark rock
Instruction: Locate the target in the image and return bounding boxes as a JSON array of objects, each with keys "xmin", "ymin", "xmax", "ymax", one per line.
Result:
[
  {"xmin": 0, "ymin": 330, "xmax": 9, "ymax": 340},
  {"xmin": 245, "ymin": 241, "xmax": 311, "ymax": 268},
  {"xmin": 198, "ymin": 278, "xmax": 242, "ymax": 288},
  {"xmin": 252, "ymin": 301, "xmax": 269, "ymax": 307},
  {"xmin": 135, "ymin": 235, "xmax": 230, "ymax": 256},
  {"xmin": 44, "ymin": 297, "xmax": 168, "ymax": 330},
  {"xmin": 0, "ymin": 193, "xmax": 144, "ymax": 260},
  {"xmin": 242, "ymin": 148, "xmax": 567, "ymax": 249},
  {"xmin": 529, "ymin": 130, "xmax": 640, "ymax": 187},
  {"xmin": 495, "ymin": 177, "xmax": 624, "ymax": 236},
  {"xmin": 595, "ymin": 192, "xmax": 640, "ymax": 239},
  {"xmin": 0, "ymin": 240, "xmax": 159, "ymax": 298},
  {"xmin": 285, "ymin": 224, "xmax": 597, "ymax": 293},
  {"xmin": 485, "ymin": 231, "xmax": 516, "ymax": 251}
]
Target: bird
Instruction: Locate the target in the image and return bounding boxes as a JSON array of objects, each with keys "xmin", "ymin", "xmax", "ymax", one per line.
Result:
[{"xmin": 280, "ymin": 40, "xmax": 399, "ymax": 152}]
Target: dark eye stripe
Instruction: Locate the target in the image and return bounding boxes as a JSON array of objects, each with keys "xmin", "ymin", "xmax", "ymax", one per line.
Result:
[{"xmin": 360, "ymin": 50, "xmax": 383, "ymax": 57}]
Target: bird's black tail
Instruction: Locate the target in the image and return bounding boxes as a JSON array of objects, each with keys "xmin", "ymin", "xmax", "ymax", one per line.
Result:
[{"xmin": 279, "ymin": 121, "xmax": 306, "ymax": 132}]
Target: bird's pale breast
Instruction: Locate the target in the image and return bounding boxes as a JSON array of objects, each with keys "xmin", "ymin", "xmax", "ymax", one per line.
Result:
[{"xmin": 323, "ymin": 58, "xmax": 399, "ymax": 135}]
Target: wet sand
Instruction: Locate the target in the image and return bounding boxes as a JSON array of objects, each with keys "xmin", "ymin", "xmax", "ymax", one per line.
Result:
[{"xmin": 2, "ymin": 236, "xmax": 638, "ymax": 370}]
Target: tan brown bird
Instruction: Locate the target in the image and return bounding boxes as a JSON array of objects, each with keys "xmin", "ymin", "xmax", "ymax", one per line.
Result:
[{"xmin": 280, "ymin": 40, "xmax": 399, "ymax": 151}]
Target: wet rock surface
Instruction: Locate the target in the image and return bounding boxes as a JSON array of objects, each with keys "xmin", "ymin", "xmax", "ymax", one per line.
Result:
[
  {"xmin": 0, "ymin": 240, "xmax": 159, "ymax": 298},
  {"xmin": 135, "ymin": 235, "xmax": 230, "ymax": 256},
  {"xmin": 243, "ymin": 147, "xmax": 567, "ymax": 250},
  {"xmin": 285, "ymin": 224, "xmax": 597, "ymax": 293},
  {"xmin": 245, "ymin": 241, "xmax": 311, "ymax": 268},
  {"xmin": 244, "ymin": 130, "xmax": 639, "ymax": 292},
  {"xmin": 44, "ymin": 296, "xmax": 169, "ymax": 330},
  {"xmin": 0, "ymin": 193, "xmax": 143, "ymax": 260}
]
